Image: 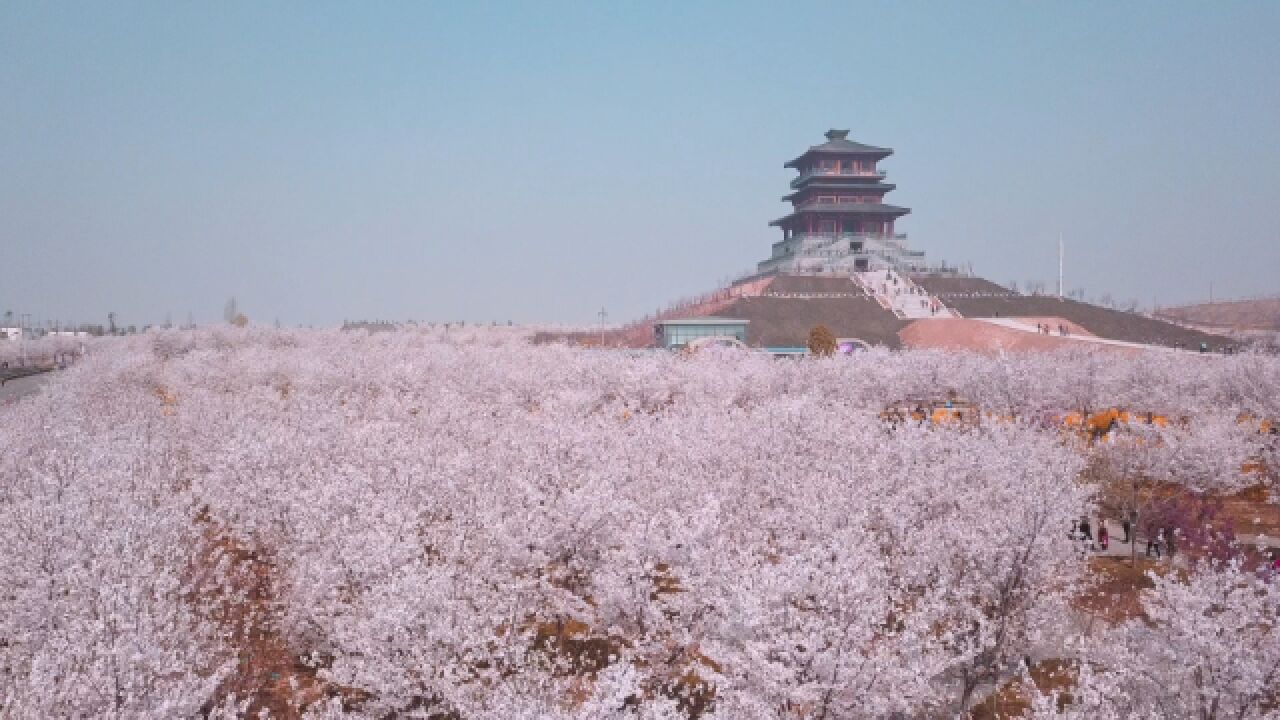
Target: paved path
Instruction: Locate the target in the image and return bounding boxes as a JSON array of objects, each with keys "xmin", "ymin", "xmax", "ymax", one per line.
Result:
[
  {"xmin": 976, "ymin": 317, "xmax": 1189, "ymax": 353},
  {"xmin": 1080, "ymin": 519, "xmax": 1280, "ymax": 559},
  {"xmin": 0, "ymin": 371, "xmax": 50, "ymax": 408}
]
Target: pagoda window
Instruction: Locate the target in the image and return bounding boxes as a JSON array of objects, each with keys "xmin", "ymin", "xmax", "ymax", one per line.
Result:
[
  {"xmin": 817, "ymin": 196, "xmax": 836, "ymax": 204},
  {"xmin": 818, "ymin": 220, "xmax": 837, "ymax": 234}
]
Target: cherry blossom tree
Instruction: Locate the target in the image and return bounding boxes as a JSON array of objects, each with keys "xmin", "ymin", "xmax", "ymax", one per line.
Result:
[
  {"xmin": 1, "ymin": 327, "xmax": 1277, "ymax": 717},
  {"xmin": 1033, "ymin": 559, "xmax": 1280, "ymax": 720}
]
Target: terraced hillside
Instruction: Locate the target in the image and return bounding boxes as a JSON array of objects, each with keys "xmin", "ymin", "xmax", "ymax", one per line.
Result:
[
  {"xmin": 762, "ymin": 274, "xmax": 866, "ymax": 296},
  {"xmin": 719, "ymin": 294, "xmax": 906, "ymax": 348},
  {"xmin": 914, "ymin": 276, "xmax": 1230, "ymax": 349},
  {"xmin": 542, "ymin": 272, "xmax": 1231, "ymax": 351},
  {"xmin": 1156, "ymin": 297, "xmax": 1280, "ymax": 332}
]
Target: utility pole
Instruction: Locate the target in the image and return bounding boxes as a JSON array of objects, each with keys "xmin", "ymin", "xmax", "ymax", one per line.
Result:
[
  {"xmin": 1209, "ymin": 281, "xmax": 1214, "ymax": 304},
  {"xmin": 19, "ymin": 313, "xmax": 30, "ymax": 366},
  {"xmin": 1058, "ymin": 233, "xmax": 1064, "ymax": 300},
  {"xmin": 597, "ymin": 307, "xmax": 608, "ymax": 347}
]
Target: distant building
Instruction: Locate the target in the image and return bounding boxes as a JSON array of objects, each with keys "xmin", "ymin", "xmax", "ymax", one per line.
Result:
[
  {"xmin": 0, "ymin": 327, "xmax": 22, "ymax": 341},
  {"xmin": 758, "ymin": 129, "xmax": 954, "ymax": 276},
  {"xmin": 342, "ymin": 320, "xmax": 400, "ymax": 334},
  {"xmin": 654, "ymin": 317, "xmax": 748, "ymax": 349}
]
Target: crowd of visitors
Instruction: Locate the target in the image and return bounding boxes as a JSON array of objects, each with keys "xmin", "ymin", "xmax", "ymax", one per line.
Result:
[
  {"xmin": 874, "ymin": 270, "xmax": 945, "ymax": 317},
  {"xmin": 1035, "ymin": 322, "xmax": 1070, "ymax": 337},
  {"xmin": 1071, "ymin": 512, "xmax": 1179, "ymax": 560}
]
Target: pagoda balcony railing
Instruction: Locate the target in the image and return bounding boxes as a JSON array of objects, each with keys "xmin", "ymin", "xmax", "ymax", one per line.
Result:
[
  {"xmin": 791, "ymin": 169, "xmax": 886, "ymax": 187},
  {"xmin": 794, "ymin": 199, "xmax": 894, "ymax": 210},
  {"xmin": 774, "ymin": 233, "xmax": 913, "ymax": 259},
  {"xmin": 789, "ymin": 231, "xmax": 907, "ymax": 242}
]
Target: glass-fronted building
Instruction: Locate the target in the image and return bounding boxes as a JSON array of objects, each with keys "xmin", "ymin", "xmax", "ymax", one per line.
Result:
[{"xmin": 654, "ymin": 317, "xmax": 749, "ymax": 349}]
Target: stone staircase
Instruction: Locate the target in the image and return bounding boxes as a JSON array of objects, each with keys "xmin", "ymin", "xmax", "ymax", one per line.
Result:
[{"xmin": 854, "ymin": 270, "xmax": 956, "ymax": 319}]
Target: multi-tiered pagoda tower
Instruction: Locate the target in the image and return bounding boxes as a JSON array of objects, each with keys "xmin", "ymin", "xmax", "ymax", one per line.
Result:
[{"xmin": 758, "ymin": 129, "xmax": 944, "ymax": 275}]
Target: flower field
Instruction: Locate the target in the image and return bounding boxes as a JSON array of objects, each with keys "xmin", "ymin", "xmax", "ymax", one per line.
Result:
[{"xmin": 1, "ymin": 327, "xmax": 1278, "ymax": 719}]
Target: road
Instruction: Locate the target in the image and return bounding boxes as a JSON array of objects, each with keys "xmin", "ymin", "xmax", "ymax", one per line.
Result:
[{"xmin": 0, "ymin": 371, "xmax": 50, "ymax": 408}]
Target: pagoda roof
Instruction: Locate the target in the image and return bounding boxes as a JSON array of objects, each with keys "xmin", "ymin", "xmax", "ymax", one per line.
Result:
[
  {"xmin": 769, "ymin": 202, "xmax": 910, "ymax": 226},
  {"xmin": 783, "ymin": 182, "xmax": 895, "ymax": 201},
  {"xmin": 784, "ymin": 129, "xmax": 893, "ymax": 168}
]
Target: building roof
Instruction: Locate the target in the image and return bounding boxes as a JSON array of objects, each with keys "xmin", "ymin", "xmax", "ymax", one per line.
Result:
[
  {"xmin": 784, "ymin": 129, "xmax": 893, "ymax": 168},
  {"xmin": 769, "ymin": 202, "xmax": 911, "ymax": 226},
  {"xmin": 655, "ymin": 316, "xmax": 750, "ymax": 326}
]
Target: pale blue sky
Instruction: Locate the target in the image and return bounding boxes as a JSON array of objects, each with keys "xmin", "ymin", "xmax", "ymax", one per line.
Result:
[{"xmin": 3, "ymin": 2, "xmax": 1278, "ymax": 327}]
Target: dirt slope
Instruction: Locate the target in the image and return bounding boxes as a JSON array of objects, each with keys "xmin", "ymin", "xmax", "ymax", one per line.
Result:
[
  {"xmin": 899, "ymin": 318, "xmax": 1139, "ymax": 355},
  {"xmin": 1157, "ymin": 298, "xmax": 1280, "ymax": 332}
]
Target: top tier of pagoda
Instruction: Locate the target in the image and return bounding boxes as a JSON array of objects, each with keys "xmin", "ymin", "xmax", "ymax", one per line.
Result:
[{"xmin": 770, "ymin": 129, "xmax": 911, "ymax": 238}]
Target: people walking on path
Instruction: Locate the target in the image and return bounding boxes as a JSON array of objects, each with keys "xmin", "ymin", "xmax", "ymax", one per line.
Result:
[
  {"xmin": 1121, "ymin": 515, "xmax": 1132, "ymax": 543},
  {"xmin": 1098, "ymin": 523, "xmax": 1109, "ymax": 551},
  {"xmin": 1146, "ymin": 528, "xmax": 1165, "ymax": 559}
]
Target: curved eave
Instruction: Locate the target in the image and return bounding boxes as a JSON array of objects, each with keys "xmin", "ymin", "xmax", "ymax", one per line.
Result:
[
  {"xmin": 784, "ymin": 146, "xmax": 893, "ymax": 168},
  {"xmin": 769, "ymin": 203, "xmax": 911, "ymax": 227},
  {"xmin": 782, "ymin": 183, "xmax": 895, "ymax": 201}
]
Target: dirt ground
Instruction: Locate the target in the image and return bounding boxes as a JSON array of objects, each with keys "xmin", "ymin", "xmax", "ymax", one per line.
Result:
[
  {"xmin": 1221, "ymin": 484, "xmax": 1280, "ymax": 538},
  {"xmin": 899, "ymin": 318, "xmax": 1138, "ymax": 355},
  {"xmin": 968, "ymin": 659, "xmax": 1078, "ymax": 720},
  {"xmin": 1073, "ymin": 555, "xmax": 1168, "ymax": 624}
]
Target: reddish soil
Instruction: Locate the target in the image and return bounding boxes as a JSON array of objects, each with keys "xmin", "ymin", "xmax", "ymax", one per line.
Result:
[
  {"xmin": 968, "ymin": 658, "xmax": 1078, "ymax": 719},
  {"xmin": 1218, "ymin": 484, "xmax": 1280, "ymax": 538},
  {"xmin": 999, "ymin": 317, "xmax": 1095, "ymax": 337},
  {"xmin": 899, "ymin": 319, "xmax": 1138, "ymax": 355},
  {"xmin": 192, "ymin": 520, "xmax": 366, "ymax": 717},
  {"xmin": 1073, "ymin": 556, "xmax": 1168, "ymax": 624}
]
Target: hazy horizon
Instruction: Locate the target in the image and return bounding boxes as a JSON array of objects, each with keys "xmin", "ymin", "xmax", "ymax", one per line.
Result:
[{"xmin": 3, "ymin": 2, "xmax": 1278, "ymax": 328}]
